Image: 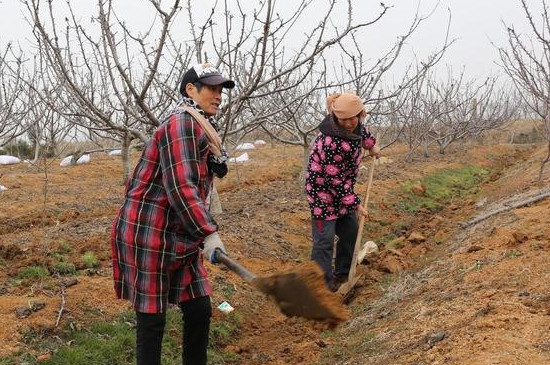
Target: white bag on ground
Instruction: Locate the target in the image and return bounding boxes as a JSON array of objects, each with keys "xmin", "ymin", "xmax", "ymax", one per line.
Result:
[
  {"xmin": 76, "ymin": 154, "xmax": 90, "ymax": 164},
  {"xmin": 236, "ymin": 143, "xmax": 255, "ymax": 150},
  {"xmin": 0, "ymin": 155, "xmax": 20, "ymax": 165},
  {"xmin": 60, "ymin": 155, "xmax": 73, "ymax": 167},
  {"xmin": 229, "ymin": 152, "xmax": 249, "ymax": 163}
]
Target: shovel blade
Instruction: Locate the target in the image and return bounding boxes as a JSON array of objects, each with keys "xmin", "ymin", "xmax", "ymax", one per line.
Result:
[{"xmin": 252, "ymin": 262, "xmax": 350, "ymax": 322}]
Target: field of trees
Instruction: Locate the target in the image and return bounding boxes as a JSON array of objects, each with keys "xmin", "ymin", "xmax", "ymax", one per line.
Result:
[{"xmin": 1, "ymin": 0, "xmax": 550, "ymax": 364}]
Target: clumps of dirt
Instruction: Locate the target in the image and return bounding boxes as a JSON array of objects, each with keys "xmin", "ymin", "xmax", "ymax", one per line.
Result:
[
  {"xmin": 0, "ymin": 245, "xmax": 23, "ymax": 260},
  {"xmin": 254, "ymin": 261, "xmax": 350, "ymax": 324}
]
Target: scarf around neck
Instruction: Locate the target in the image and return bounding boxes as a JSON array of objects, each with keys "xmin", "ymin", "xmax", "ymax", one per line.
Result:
[
  {"xmin": 175, "ymin": 97, "xmax": 228, "ymax": 163},
  {"xmin": 318, "ymin": 114, "xmax": 361, "ymax": 140}
]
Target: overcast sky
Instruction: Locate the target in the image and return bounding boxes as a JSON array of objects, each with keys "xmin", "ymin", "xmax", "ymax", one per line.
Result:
[{"xmin": 0, "ymin": 0, "xmax": 536, "ymax": 81}]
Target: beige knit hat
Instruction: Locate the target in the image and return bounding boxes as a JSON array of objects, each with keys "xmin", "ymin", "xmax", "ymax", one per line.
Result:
[{"xmin": 326, "ymin": 92, "xmax": 366, "ymax": 119}]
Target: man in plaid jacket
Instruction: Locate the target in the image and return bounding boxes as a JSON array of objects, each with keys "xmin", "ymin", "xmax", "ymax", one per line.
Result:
[{"xmin": 111, "ymin": 63, "xmax": 235, "ymax": 365}]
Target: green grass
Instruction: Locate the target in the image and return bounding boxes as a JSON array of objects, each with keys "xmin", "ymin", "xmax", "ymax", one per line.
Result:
[
  {"xmin": 52, "ymin": 261, "xmax": 77, "ymax": 276},
  {"xmin": 57, "ymin": 241, "xmax": 72, "ymax": 254},
  {"xmin": 1, "ymin": 308, "xmax": 242, "ymax": 365},
  {"xmin": 398, "ymin": 165, "xmax": 489, "ymax": 213},
  {"xmin": 81, "ymin": 251, "xmax": 99, "ymax": 269},
  {"xmin": 504, "ymin": 249, "xmax": 522, "ymax": 258},
  {"xmin": 18, "ymin": 266, "xmax": 50, "ymax": 280}
]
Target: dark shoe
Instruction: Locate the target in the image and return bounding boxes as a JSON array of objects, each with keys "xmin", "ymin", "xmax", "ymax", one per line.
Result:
[{"xmin": 328, "ymin": 275, "xmax": 348, "ymax": 292}]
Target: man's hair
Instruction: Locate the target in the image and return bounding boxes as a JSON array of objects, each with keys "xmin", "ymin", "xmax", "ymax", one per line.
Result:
[{"xmin": 182, "ymin": 81, "xmax": 203, "ymax": 97}]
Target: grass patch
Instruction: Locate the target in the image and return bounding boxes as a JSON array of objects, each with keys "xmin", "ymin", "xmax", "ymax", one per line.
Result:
[
  {"xmin": 398, "ymin": 165, "xmax": 489, "ymax": 213},
  {"xmin": 18, "ymin": 266, "xmax": 50, "ymax": 280},
  {"xmin": 1, "ymin": 308, "xmax": 243, "ymax": 365},
  {"xmin": 81, "ymin": 251, "xmax": 99, "ymax": 269},
  {"xmin": 52, "ymin": 261, "xmax": 77, "ymax": 276},
  {"xmin": 0, "ymin": 353, "xmax": 38, "ymax": 365},
  {"xmin": 209, "ymin": 312, "xmax": 242, "ymax": 364},
  {"xmin": 57, "ymin": 241, "xmax": 72, "ymax": 254},
  {"xmin": 504, "ymin": 249, "xmax": 522, "ymax": 258},
  {"xmin": 318, "ymin": 329, "xmax": 378, "ymax": 365}
]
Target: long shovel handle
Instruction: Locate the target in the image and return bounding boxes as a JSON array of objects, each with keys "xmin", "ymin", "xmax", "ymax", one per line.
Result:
[
  {"xmin": 214, "ymin": 249, "xmax": 257, "ymax": 283},
  {"xmin": 347, "ymin": 133, "xmax": 379, "ymax": 282}
]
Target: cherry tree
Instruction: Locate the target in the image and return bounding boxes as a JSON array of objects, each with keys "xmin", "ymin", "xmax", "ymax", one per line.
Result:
[{"xmin": 498, "ymin": 0, "xmax": 550, "ymax": 180}]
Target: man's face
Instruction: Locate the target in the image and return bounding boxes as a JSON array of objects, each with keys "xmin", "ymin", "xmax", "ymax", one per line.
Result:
[{"xmin": 186, "ymin": 83, "xmax": 223, "ymax": 116}]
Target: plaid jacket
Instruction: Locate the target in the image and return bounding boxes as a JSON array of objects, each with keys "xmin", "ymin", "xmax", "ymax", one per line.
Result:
[{"xmin": 111, "ymin": 105, "xmax": 217, "ymax": 313}]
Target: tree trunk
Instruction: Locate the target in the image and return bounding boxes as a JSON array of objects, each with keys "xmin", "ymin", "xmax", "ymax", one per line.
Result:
[
  {"xmin": 121, "ymin": 133, "xmax": 132, "ymax": 185},
  {"xmin": 31, "ymin": 139, "xmax": 41, "ymax": 164}
]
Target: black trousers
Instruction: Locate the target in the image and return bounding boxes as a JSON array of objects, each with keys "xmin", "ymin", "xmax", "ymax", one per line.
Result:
[
  {"xmin": 136, "ymin": 296, "xmax": 212, "ymax": 365},
  {"xmin": 311, "ymin": 212, "xmax": 359, "ymax": 285}
]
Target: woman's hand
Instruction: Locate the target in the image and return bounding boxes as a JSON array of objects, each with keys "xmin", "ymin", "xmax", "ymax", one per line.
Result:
[
  {"xmin": 368, "ymin": 145, "xmax": 381, "ymax": 158},
  {"xmin": 357, "ymin": 204, "xmax": 369, "ymax": 218}
]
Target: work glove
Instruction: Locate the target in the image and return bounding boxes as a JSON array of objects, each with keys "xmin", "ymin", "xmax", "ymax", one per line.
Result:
[
  {"xmin": 202, "ymin": 232, "xmax": 226, "ymax": 264},
  {"xmin": 208, "ymin": 154, "xmax": 228, "ymax": 178},
  {"xmin": 368, "ymin": 145, "xmax": 381, "ymax": 158}
]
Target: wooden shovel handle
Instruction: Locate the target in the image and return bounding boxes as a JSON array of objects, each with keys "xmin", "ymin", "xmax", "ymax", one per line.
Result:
[
  {"xmin": 214, "ymin": 249, "xmax": 257, "ymax": 283},
  {"xmin": 347, "ymin": 134, "xmax": 379, "ymax": 281}
]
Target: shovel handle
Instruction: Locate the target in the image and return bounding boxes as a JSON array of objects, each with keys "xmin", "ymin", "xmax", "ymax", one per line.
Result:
[{"xmin": 214, "ymin": 249, "xmax": 257, "ymax": 283}]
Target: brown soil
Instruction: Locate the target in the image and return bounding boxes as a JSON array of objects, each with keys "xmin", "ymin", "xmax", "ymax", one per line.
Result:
[{"xmin": 0, "ymin": 141, "xmax": 549, "ymax": 364}]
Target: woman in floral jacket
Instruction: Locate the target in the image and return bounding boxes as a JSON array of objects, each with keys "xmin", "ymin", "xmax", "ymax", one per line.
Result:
[{"xmin": 305, "ymin": 92, "xmax": 379, "ymax": 291}]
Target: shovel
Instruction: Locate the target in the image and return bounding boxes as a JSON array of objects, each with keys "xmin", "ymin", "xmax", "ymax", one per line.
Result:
[
  {"xmin": 337, "ymin": 137, "xmax": 379, "ymax": 299},
  {"xmin": 214, "ymin": 249, "xmax": 349, "ymax": 322}
]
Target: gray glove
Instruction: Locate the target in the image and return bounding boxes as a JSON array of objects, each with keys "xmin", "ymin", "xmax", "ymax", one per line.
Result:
[{"xmin": 202, "ymin": 232, "xmax": 226, "ymax": 264}]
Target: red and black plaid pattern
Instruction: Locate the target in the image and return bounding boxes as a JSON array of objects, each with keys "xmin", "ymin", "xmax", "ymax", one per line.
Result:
[{"xmin": 111, "ymin": 107, "xmax": 217, "ymax": 314}]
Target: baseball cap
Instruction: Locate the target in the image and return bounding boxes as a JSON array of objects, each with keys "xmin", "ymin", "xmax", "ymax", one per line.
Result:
[{"xmin": 179, "ymin": 62, "xmax": 235, "ymax": 96}]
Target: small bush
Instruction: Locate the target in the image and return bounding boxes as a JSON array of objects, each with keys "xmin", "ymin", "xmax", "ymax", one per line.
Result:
[
  {"xmin": 18, "ymin": 266, "xmax": 50, "ymax": 280},
  {"xmin": 81, "ymin": 252, "xmax": 99, "ymax": 269},
  {"xmin": 53, "ymin": 262, "xmax": 77, "ymax": 276},
  {"xmin": 57, "ymin": 241, "xmax": 72, "ymax": 254}
]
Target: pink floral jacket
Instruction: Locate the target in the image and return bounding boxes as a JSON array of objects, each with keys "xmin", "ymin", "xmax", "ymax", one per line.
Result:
[{"xmin": 305, "ymin": 114, "xmax": 375, "ymax": 220}]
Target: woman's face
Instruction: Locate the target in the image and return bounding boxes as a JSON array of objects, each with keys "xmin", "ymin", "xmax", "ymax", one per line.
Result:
[{"xmin": 336, "ymin": 115, "xmax": 360, "ymax": 132}]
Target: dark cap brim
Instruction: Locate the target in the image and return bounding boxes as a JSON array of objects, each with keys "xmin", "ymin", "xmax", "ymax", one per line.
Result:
[{"xmin": 200, "ymin": 75, "xmax": 235, "ymax": 89}]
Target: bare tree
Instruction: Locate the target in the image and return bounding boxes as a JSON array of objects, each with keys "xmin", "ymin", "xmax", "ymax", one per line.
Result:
[
  {"xmin": 428, "ymin": 71, "xmax": 517, "ymax": 155},
  {"xmin": 25, "ymin": 0, "xmax": 454, "ymax": 180},
  {"xmin": 384, "ymin": 66, "xmax": 517, "ymax": 160},
  {"xmin": 336, "ymin": 4, "xmax": 453, "ymax": 151},
  {"xmin": 26, "ymin": 0, "xmax": 190, "ymax": 181},
  {"xmin": 0, "ymin": 44, "xmax": 30, "ymax": 148},
  {"xmin": 22, "ymin": 52, "xmax": 76, "ymax": 163},
  {"xmin": 193, "ymin": 0, "xmax": 396, "ymax": 140},
  {"xmin": 498, "ymin": 0, "xmax": 550, "ymax": 181}
]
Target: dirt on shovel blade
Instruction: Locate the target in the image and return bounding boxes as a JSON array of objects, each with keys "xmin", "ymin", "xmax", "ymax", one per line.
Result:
[{"xmin": 252, "ymin": 262, "xmax": 350, "ymax": 322}]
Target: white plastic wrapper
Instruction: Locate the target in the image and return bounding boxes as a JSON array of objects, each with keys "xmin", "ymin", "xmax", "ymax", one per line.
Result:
[
  {"xmin": 229, "ymin": 152, "xmax": 249, "ymax": 163},
  {"xmin": 217, "ymin": 301, "xmax": 234, "ymax": 314}
]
